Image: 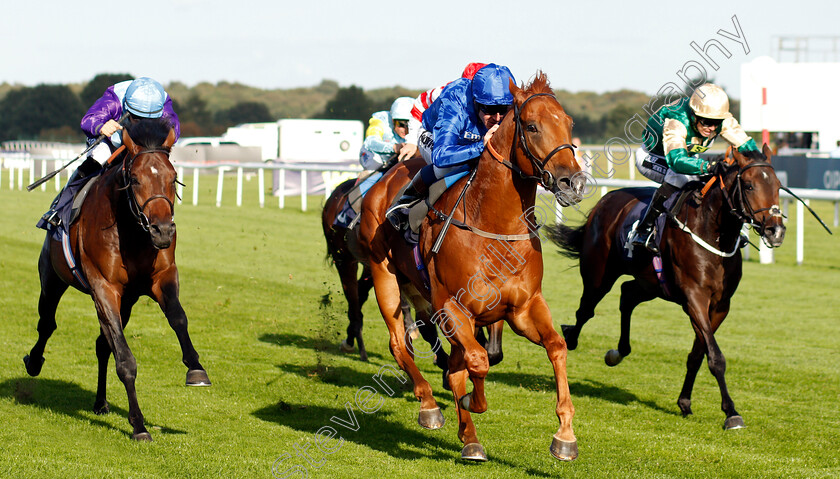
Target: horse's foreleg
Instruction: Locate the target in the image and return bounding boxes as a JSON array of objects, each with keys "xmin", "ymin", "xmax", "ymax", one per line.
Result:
[
  {"xmin": 510, "ymin": 296, "xmax": 577, "ymax": 461},
  {"xmin": 151, "ymin": 271, "xmax": 210, "ymax": 386},
  {"xmin": 677, "ymin": 336, "xmax": 706, "ymax": 417},
  {"xmin": 683, "ymin": 297, "xmax": 741, "ymax": 429},
  {"xmin": 93, "ymin": 285, "xmax": 150, "ymax": 441},
  {"xmin": 370, "ymin": 262, "xmax": 441, "ymax": 428},
  {"xmin": 24, "ymin": 245, "xmax": 68, "ymax": 377},
  {"xmin": 447, "ymin": 345, "xmax": 486, "ymax": 461}
]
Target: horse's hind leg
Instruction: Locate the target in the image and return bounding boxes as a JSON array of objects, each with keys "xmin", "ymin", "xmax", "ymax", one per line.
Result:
[
  {"xmin": 339, "ymin": 261, "xmax": 369, "ymax": 361},
  {"xmin": 151, "ymin": 270, "xmax": 209, "ymax": 386},
  {"xmin": 563, "ymin": 267, "xmax": 620, "ymax": 351},
  {"xmin": 24, "ymin": 243, "xmax": 68, "ymax": 376},
  {"xmin": 606, "ymin": 280, "xmax": 657, "ymax": 366}
]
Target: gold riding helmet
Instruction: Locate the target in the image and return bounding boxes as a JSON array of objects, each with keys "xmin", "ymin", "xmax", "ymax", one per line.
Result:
[{"xmin": 689, "ymin": 83, "xmax": 730, "ymax": 120}]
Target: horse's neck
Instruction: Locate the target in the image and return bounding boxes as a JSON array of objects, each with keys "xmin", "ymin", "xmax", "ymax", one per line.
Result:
[
  {"xmin": 466, "ymin": 145, "xmax": 538, "ymax": 234},
  {"xmin": 686, "ymin": 183, "xmax": 742, "ymax": 241}
]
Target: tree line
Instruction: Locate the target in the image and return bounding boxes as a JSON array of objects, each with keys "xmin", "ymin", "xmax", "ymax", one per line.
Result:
[{"xmin": 0, "ymin": 73, "xmax": 737, "ymax": 144}]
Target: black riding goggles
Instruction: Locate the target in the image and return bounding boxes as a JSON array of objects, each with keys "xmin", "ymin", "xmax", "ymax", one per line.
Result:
[
  {"xmin": 394, "ymin": 120, "xmax": 409, "ymax": 128},
  {"xmin": 696, "ymin": 116, "xmax": 724, "ymax": 128},
  {"xmin": 476, "ymin": 103, "xmax": 511, "ymax": 116}
]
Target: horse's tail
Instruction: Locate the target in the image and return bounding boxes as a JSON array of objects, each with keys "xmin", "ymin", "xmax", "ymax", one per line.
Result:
[{"xmin": 545, "ymin": 222, "xmax": 586, "ymax": 260}]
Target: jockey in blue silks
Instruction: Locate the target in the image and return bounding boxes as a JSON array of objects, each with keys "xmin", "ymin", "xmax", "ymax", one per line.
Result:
[
  {"xmin": 38, "ymin": 77, "xmax": 180, "ymax": 230},
  {"xmin": 386, "ymin": 63, "xmax": 515, "ymax": 230}
]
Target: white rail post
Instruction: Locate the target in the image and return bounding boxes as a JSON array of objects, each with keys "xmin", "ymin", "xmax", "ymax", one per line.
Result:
[
  {"xmin": 29, "ymin": 160, "xmax": 35, "ymax": 188},
  {"xmin": 8, "ymin": 166, "xmax": 13, "ymax": 189},
  {"xmin": 600, "ymin": 186, "xmax": 608, "ymax": 198},
  {"xmin": 18, "ymin": 166, "xmax": 23, "ymax": 190},
  {"xmin": 40, "ymin": 160, "xmax": 48, "ymax": 191},
  {"xmin": 0, "ymin": 164, "xmax": 3, "ymax": 189},
  {"xmin": 236, "ymin": 167, "xmax": 243, "ymax": 207},
  {"xmin": 301, "ymin": 169, "xmax": 308, "ymax": 212},
  {"xmin": 628, "ymin": 150, "xmax": 635, "ymax": 181},
  {"xmin": 258, "ymin": 168, "xmax": 265, "ymax": 208},
  {"xmin": 55, "ymin": 161, "xmax": 62, "ymax": 191},
  {"xmin": 192, "ymin": 167, "xmax": 199, "ymax": 206},
  {"xmin": 278, "ymin": 168, "xmax": 286, "ymax": 209},
  {"xmin": 216, "ymin": 167, "xmax": 225, "ymax": 207},
  {"xmin": 796, "ymin": 200, "xmax": 805, "ymax": 265},
  {"xmin": 834, "ymin": 201, "xmax": 839, "ymax": 227},
  {"xmin": 177, "ymin": 166, "xmax": 184, "ymax": 204}
]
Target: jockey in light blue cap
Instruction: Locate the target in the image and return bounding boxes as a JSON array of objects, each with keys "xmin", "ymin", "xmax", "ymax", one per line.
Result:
[
  {"xmin": 38, "ymin": 76, "xmax": 180, "ymax": 231},
  {"xmin": 123, "ymin": 77, "xmax": 167, "ymax": 118},
  {"xmin": 386, "ymin": 63, "xmax": 516, "ymax": 232}
]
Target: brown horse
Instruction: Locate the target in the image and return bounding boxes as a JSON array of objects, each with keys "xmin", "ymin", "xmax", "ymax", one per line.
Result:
[
  {"xmin": 24, "ymin": 118, "xmax": 210, "ymax": 441},
  {"xmin": 548, "ymin": 145, "xmax": 784, "ymax": 430},
  {"xmin": 321, "ymin": 177, "xmax": 504, "ymax": 380},
  {"xmin": 357, "ymin": 72, "xmax": 585, "ymax": 461}
]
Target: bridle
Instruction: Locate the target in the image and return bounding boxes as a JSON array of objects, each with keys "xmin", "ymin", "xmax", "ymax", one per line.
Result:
[
  {"xmin": 118, "ymin": 148, "xmax": 177, "ymax": 232},
  {"xmin": 486, "ymin": 92, "xmax": 576, "ymax": 192},
  {"xmin": 714, "ymin": 149, "xmax": 783, "ymax": 238}
]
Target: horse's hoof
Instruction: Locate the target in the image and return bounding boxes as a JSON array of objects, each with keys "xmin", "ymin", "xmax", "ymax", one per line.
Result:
[
  {"xmin": 93, "ymin": 400, "xmax": 110, "ymax": 415},
  {"xmin": 418, "ymin": 407, "xmax": 444, "ymax": 430},
  {"xmin": 359, "ymin": 348, "xmax": 368, "ymax": 362},
  {"xmin": 340, "ymin": 340, "xmax": 354, "ymax": 353},
  {"xmin": 132, "ymin": 431, "xmax": 153, "ymax": 442},
  {"xmin": 461, "ymin": 443, "xmax": 488, "ymax": 462},
  {"xmin": 604, "ymin": 349, "xmax": 623, "ymax": 367},
  {"xmin": 723, "ymin": 415, "xmax": 745, "ymax": 430},
  {"xmin": 560, "ymin": 325, "xmax": 578, "ymax": 350},
  {"xmin": 459, "ymin": 393, "xmax": 471, "ymax": 412},
  {"xmin": 23, "ymin": 355, "xmax": 45, "ymax": 377},
  {"xmin": 549, "ymin": 436, "xmax": 578, "ymax": 461},
  {"xmin": 677, "ymin": 398, "xmax": 693, "ymax": 417},
  {"xmin": 186, "ymin": 369, "xmax": 211, "ymax": 386}
]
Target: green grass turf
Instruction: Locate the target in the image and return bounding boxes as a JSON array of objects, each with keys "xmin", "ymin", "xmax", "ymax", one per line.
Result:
[{"xmin": 0, "ymin": 172, "xmax": 838, "ymax": 478}]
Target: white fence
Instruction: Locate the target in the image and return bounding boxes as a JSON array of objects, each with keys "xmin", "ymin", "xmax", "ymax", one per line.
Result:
[{"xmin": 2, "ymin": 157, "xmax": 837, "ymax": 265}]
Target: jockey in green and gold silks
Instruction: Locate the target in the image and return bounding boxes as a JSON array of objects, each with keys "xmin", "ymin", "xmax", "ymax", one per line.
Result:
[{"xmin": 631, "ymin": 83, "xmax": 760, "ymax": 253}]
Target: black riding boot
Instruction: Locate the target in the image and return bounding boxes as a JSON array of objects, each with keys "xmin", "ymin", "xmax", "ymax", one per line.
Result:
[
  {"xmin": 38, "ymin": 157, "xmax": 102, "ymax": 229},
  {"xmin": 386, "ymin": 173, "xmax": 429, "ymax": 231},
  {"xmin": 631, "ymin": 182, "xmax": 677, "ymax": 253}
]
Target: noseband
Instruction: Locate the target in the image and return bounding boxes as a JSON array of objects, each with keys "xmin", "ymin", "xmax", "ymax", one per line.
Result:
[
  {"xmin": 119, "ymin": 148, "xmax": 176, "ymax": 232},
  {"xmin": 485, "ymin": 92, "xmax": 576, "ymax": 192}
]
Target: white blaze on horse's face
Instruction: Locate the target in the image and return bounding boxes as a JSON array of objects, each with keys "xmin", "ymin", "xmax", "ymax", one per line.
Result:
[{"xmin": 150, "ymin": 166, "xmax": 159, "ymax": 175}]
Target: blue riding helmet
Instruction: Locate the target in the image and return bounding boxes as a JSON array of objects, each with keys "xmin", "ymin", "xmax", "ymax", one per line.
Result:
[
  {"xmin": 123, "ymin": 77, "xmax": 166, "ymax": 118},
  {"xmin": 471, "ymin": 64, "xmax": 515, "ymax": 106}
]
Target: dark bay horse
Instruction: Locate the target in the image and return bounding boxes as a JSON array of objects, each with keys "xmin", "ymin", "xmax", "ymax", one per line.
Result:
[
  {"xmin": 548, "ymin": 145, "xmax": 785, "ymax": 430},
  {"xmin": 357, "ymin": 73, "xmax": 586, "ymax": 461},
  {"xmin": 24, "ymin": 118, "xmax": 210, "ymax": 441}
]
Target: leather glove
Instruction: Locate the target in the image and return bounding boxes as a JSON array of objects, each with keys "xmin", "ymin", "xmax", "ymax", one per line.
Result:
[{"xmin": 706, "ymin": 157, "xmax": 730, "ymax": 176}]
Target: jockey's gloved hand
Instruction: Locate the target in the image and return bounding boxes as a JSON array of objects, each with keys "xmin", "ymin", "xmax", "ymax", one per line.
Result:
[{"xmin": 706, "ymin": 157, "xmax": 730, "ymax": 176}]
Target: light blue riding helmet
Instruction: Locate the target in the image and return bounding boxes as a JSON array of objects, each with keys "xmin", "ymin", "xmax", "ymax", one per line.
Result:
[
  {"xmin": 471, "ymin": 64, "xmax": 516, "ymax": 106},
  {"xmin": 123, "ymin": 77, "xmax": 166, "ymax": 118}
]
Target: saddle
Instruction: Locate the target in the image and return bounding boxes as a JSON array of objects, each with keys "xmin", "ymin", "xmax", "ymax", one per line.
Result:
[
  {"xmin": 407, "ymin": 172, "xmax": 469, "ymax": 234},
  {"xmin": 623, "ymin": 184, "xmax": 702, "ymax": 260}
]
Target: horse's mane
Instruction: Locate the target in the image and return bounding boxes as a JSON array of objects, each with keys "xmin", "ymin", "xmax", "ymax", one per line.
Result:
[
  {"xmin": 522, "ymin": 71, "xmax": 552, "ymax": 95},
  {"xmin": 125, "ymin": 118, "xmax": 174, "ymax": 150}
]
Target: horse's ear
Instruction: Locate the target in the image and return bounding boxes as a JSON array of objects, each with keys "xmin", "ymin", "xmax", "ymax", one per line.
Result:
[
  {"xmin": 509, "ymin": 78, "xmax": 525, "ymax": 104},
  {"xmin": 163, "ymin": 128, "xmax": 176, "ymax": 149},
  {"xmin": 122, "ymin": 128, "xmax": 139, "ymax": 155},
  {"xmin": 762, "ymin": 143, "xmax": 773, "ymax": 164}
]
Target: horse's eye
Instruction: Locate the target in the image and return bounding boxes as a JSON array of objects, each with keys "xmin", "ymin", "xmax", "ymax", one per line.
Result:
[
  {"xmin": 743, "ymin": 182, "xmax": 754, "ymax": 191},
  {"xmin": 130, "ymin": 177, "xmax": 140, "ymax": 185},
  {"xmin": 526, "ymin": 124, "xmax": 538, "ymax": 133}
]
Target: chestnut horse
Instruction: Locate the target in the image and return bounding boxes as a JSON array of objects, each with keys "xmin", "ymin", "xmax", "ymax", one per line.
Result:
[
  {"xmin": 24, "ymin": 118, "xmax": 210, "ymax": 441},
  {"xmin": 548, "ymin": 145, "xmax": 784, "ymax": 430},
  {"xmin": 322, "ymin": 177, "xmax": 504, "ymax": 380},
  {"xmin": 357, "ymin": 72, "xmax": 585, "ymax": 461}
]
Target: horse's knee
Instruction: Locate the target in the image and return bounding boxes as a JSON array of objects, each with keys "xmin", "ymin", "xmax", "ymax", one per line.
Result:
[
  {"xmin": 463, "ymin": 349, "xmax": 489, "ymax": 378},
  {"xmin": 114, "ymin": 356, "xmax": 138, "ymax": 383}
]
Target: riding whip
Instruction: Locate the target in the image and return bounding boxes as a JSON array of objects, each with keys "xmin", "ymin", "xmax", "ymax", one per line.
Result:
[
  {"xmin": 27, "ymin": 111, "xmax": 130, "ymax": 191},
  {"xmin": 431, "ymin": 167, "xmax": 478, "ymax": 254}
]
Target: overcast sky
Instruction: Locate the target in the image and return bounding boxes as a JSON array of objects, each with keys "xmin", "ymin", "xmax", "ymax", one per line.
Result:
[{"xmin": 4, "ymin": 0, "xmax": 838, "ymax": 99}]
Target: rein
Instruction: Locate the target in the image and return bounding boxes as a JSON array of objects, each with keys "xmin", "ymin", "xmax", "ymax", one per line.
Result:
[
  {"xmin": 486, "ymin": 92, "xmax": 576, "ymax": 191},
  {"xmin": 676, "ymin": 147, "xmax": 782, "ymax": 253},
  {"xmin": 118, "ymin": 148, "xmax": 176, "ymax": 232}
]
